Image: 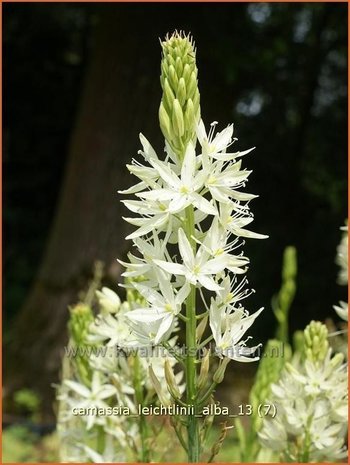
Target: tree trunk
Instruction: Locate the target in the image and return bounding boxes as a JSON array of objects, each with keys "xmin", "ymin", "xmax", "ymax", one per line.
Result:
[{"xmin": 5, "ymin": 6, "xmax": 165, "ymax": 417}]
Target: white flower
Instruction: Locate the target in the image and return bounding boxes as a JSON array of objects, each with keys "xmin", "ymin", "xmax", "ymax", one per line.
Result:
[
  {"xmin": 64, "ymin": 372, "xmax": 117, "ymax": 430},
  {"xmin": 311, "ymin": 418, "xmax": 344, "ymax": 450},
  {"xmin": 193, "ymin": 217, "xmax": 249, "ymax": 274},
  {"xmin": 88, "ymin": 309, "xmax": 132, "ymax": 347},
  {"xmin": 154, "ymin": 228, "xmax": 228, "ymax": 292},
  {"xmin": 118, "ymin": 134, "xmax": 160, "ymax": 194},
  {"xmin": 258, "ymin": 416, "xmax": 287, "ymax": 452},
  {"xmin": 136, "ymin": 142, "xmax": 217, "ymax": 215},
  {"xmin": 219, "ymin": 203, "xmax": 268, "ymax": 240},
  {"xmin": 96, "ymin": 287, "xmax": 121, "ymax": 314},
  {"xmin": 122, "ymin": 199, "xmax": 171, "ymax": 240},
  {"xmin": 119, "ymin": 233, "xmax": 169, "ymax": 283},
  {"xmin": 125, "ymin": 274, "xmax": 190, "ymax": 343},
  {"xmin": 209, "ymin": 299, "xmax": 263, "ymax": 361},
  {"xmin": 126, "ymin": 314, "xmax": 177, "ymax": 347},
  {"xmin": 216, "ymin": 275, "xmax": 254, "ymax": 307}
]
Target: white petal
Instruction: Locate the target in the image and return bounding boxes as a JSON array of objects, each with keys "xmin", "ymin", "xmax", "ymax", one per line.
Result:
[
  {"xmin": 132, "ymin": 283, "xmax": 163, "ymax": 305},
  {"xmin": 139, "ymin": 133, "xmax": 158, "ymax": 161},
  {"xmin": 118, "ymin": 181, "xmax": 148, "ymax": 194},
  {"xmin": 231, "ymin": 227, "xmax": 268, "ymax": 239},
  {"xmin": 150, "ymin": 159, "xmax": 180, "ymax": 189},
  {"xmin": 175, "ymin": 282, "xmax": 191, "ymax": 305},
  {"xmin": 98, "ymin": 386, "xmax": 117, "ymax": 399},
  {"xmin": 168, "ymin": 194, "xmax": 190, "ymax": 213},
  {"xmin": 230, "ymin": 190, "xmax": 258, "ymax": 201},
  {"xmin": 196, "ymin": 119, "xmax": 207, "ymax": 145},
  {"xmin": 201, "ymin": 256, "xmax": 228, "ymax": 274},
  {"xmin": 157, "ymin": 272, "xmax": 175, "ymax": 304},
  {"xmin": 64, "ymin": 380, "xmax": 90, "ymax": 398},
  {"xmin": 213, "ymin": 125, "xmax": 233, "ymax": 152},
  {"xmin": 209, "ymin": 300, "xmax": 222, "ymax": 344},
  {"xmin": 125, "ymin": 215, "xmax": 168, "ymax": 240},
  {"xmin": 153, "ymin": 259, "xmax": 185, "ymax": 276},
  {"xmin": 198, "ymin": 274, "xmax": 223, "ymax": 291},
  {"xmin": 209, "ymin": 186, "xmax": 231, "ymax": 204},
  {"xmin": 126, "ymin": 308, "xmax": 165, "ymax": 322},
  {"xmin": 136, "ymin": 189, "xmax": 174, "ymax": 201},
  {"xmin": 181, "ymin": 142, "xmax": 196, "ymax": 185},
  {"xmin": 216, "ymin": 169, "xmax": 250, "ymax": 187},
  {"xmin": 230, "ymin": 308, "xmax": 264, "ymax": 344},
  {"xmin": 178, "ymin": 228, "xmax": 195, "ymax": 269},
  {"xmin": 191, "ymin": 193, "xmax": 218, "ymax": 215},
  {"xmin": 213, "ymin": 147, "xmax": 255, "ymax": 161},
  {"xmin": 155, "ymin": 314, "xmax": 174, "ymax": 344}
]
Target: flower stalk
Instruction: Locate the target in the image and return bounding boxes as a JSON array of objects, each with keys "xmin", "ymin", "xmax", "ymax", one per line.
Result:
[
  {"xmin": 120, "ymin": 30, "xmax": 267, "ymax": 462},
  {"xmin": 184, "ymin": 205, "xmax": 200, "ymax": 461},
  {"xmin": 133, "ymin": 354, "xmax": 150, "ymax": 462}
]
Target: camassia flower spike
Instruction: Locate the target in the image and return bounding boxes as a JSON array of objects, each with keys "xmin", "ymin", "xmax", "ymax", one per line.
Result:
[{"xmin": 119, "ymin": 31, "xmax": 268, "ymax": 462}]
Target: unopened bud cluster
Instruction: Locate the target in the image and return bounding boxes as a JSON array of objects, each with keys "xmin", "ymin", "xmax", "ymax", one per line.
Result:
[
  {"xmin": 159, "ymin": 31, "xmax": 200, "ymax": 157},
  {"xmin": 304, "ymin": 320, "xmax": 329, "ymax": 364},
  {"xmin": 249, "ymin": 339, "xmax": 290, "ymax": 431}
]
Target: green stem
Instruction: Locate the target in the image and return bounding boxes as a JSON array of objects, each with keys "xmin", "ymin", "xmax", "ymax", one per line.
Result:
[
  {"xmin": 301, "ymin": 417, "xmax": 312, "ymax": 463},
  {"xmin": 185, "ymin": 205, "xmax": 200, "ymax": 462},
  {"xmin": 133, "ymin": 355, "xmax": 150, "ymax": 462},
  {"xmin": 96, "ymin": 425, "xmax": 105, "ymax": 455}
]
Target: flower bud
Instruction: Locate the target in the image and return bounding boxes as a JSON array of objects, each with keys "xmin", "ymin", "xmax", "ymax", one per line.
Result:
[
  {"xmin": 330, "ymin": 352, "xmax": 344, "ymax": 369},
  {"xmin": 196, "ymin": 314, "xmax": 208, "ymax": 343},
  {"xmin": 159, "ymin": 101, "xmax": 173, "ymax": 142},
  {"xmin": 149, "ymin": 365, "xmax": 171, "ymax": 406},
  {"xmin": 177, "ymin": 78, "xmax": 187, "ymax": 107},
  {"xmin": 182, "ymin": 63, "xmax": 191, "ymax": 83},
  {"xmin": 163, "ymin": 78, "xmax": 175, "ymax": 112},
  {"xmin": 168, "ymin": 65, "xmax": 178, "ymax": 91},
  {"xmin": 172, "ymin": 99, "xmax": 185, "ymax": 137},
  {"xmin": 68, "ymin": 303, "xmax": 94, "ymax": 346},
  {"xmin": 187, "ymin": 71, "xmax": 197, "ymax": 100},
  {"xmin": 184, "ymin": 98, "xmax": 196, "ymax": 133},
  {"xmin": 164, "ymin": 359, "xmax": 181, "ymax": 399},
  {"xmin": 96, "ymin": 287, "xmax": 121, "ymax": 314},
  {"xmin": 198, "ymin": 349, "xmax": 210, "ymax": 390},
  {"xmin": 67, "ymin": 303, "xmax": 95, "ymax": 385},
  {"xmin": 175, "ymin": 56, "xmax": 183, "ymax": 76},
  {"xmin": 213, "ymin": 357, "xmax": 230, "ymax": 384}
]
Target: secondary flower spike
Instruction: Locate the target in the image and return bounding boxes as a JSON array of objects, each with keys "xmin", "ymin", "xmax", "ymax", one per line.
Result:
[{"xmin": 159, "ymin": 31, "xmax": 200, "ymax": 158}]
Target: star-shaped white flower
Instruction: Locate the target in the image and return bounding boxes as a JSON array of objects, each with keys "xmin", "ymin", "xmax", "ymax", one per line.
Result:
[
  {"xmin": 154, "ymin": 228, "xmax": 227, "ymax": 291},
  {"xmin": 193, "ymin": 217, "xmax": 249, "ymax": 274},
  {"xmin": 219, "ymin": 203, "xmax": 268, "ymax": 239},
  {"xmin": 65, "ymin": 372, "xmax": 117, "ymax": 430},
  {"xmin": 197, "ymin": 119, "xmax": 255, "ymax": 161},
  {"xmin": 209, "ymin": 300, "xmax": 263, "ymax": 361},
  {"xmin": 125, "ymin": 274, "xmax": 190, "ymax": 343},
  {"xmin": 136, "ymin": 142, "xmax": 217, "ymax": 216}
]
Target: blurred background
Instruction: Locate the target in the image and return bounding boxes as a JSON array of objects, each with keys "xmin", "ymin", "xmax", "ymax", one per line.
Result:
[{"xmin": 3, "ymin": 0, "xmax": 347, "ymax": 435}]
